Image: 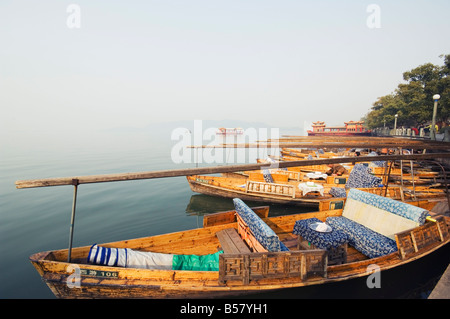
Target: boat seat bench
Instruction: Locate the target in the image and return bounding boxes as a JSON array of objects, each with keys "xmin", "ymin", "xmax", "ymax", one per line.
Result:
[
  {"xmin": 219, "ymin": 198, "xmax": 328, "ymax": 284},
  {"xmin": 216, "ymin": 228, "xmax": 251, "ymax": 254},
  {"xmin": 233, "ymin": 198, "xmax": 289, "ymax": 252},
  {"xmin": 325, "ymin": 189, "xmax": 430, "ymax": 258}
]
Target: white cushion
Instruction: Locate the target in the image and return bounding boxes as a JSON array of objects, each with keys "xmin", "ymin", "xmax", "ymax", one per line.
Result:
[{"xmin": 343, "ymin": 198, "xmax": 419, "ymax": 240}]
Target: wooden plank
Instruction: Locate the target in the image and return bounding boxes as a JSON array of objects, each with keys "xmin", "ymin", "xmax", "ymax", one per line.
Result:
[
  {"xmin": 203, "ymin": 206, "xmax": 269, "ymax": 227},
  {"xmin": 275, "ymin": 136, "xmax": 446, "ymax": 143},
  {"xmin": 225, "ymin": 228, "xmax": 251, "ymax": 253},
  {"xmin": 216, "ymin": 228, "xmax": 251, "ymax": 254},
  {"xmin": 248, "ymin": 172, "xmax": 288, "ymax": 183},
  {"xmin": 189, "ymin": 138, "xmax": 450, "ymax": 148},
  {"xmin": 216, "ymin": 230, "xmax": 238, "ymax": 254},
  {"xmin": 203, "ymin": 211, "xmax": 236, "ymax": 228},
  {"xmin": 236, "ymin": 214, "xmax": 267, "ymax": 253},
  {"xmin": 15, "ymin": 153, "xmax": 450, "ymax": 189}
]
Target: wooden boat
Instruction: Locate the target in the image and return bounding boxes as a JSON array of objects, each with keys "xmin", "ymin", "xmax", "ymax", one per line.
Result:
[
  {"xmin": 216, "ymin": 127, "xmax": 244, "ymax": 135},
  {"xmin": 29, "ymin": 192, "xmax": 450, "ymax": 299},
  {"xmin": 187, "ymin": 173, "xmax": 337, "ymax": 208}
]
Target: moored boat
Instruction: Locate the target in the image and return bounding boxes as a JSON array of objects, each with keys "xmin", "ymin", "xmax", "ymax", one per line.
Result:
[
  {"xmin": 216, "ymin": 127, "xmax": 244, "ymax": 135},
  {"xmin": 29, "ymin": 190, "xmax": 450, "ymax": 299},
  {"xmin": 186, "ymin": 173, "xmax": 334, "ymax": 207}
]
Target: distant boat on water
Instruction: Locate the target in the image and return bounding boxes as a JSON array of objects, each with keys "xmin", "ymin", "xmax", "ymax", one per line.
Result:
[
  {"xmin": 307, "ymin": 121, "xmax": 372, "ymax": 136},
  {"xmin": 216, "ymin": 127, "xmax": 244, "ymax": 135}
]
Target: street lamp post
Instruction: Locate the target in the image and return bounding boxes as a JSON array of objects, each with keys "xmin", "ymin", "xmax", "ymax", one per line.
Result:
[
  {"xmin": 430, "ymin": 94, "xmax": 440, "ymax": 140},
  {"xmin": 394, "ymin": 114, "xmax": 398, "ymax": 135}
]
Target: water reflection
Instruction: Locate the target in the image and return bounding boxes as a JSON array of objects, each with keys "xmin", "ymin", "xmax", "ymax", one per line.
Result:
[{"xmin": 185, "ymin": 194, "xmax": 313, "ymax": 218}]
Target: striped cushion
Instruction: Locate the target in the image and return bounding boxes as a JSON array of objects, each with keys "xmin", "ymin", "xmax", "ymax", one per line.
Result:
[
  {"xmin": 88, "ymin": 244, "xmax": 222, "ymax": 271},
  {"xmin": 88, "ymin": 244, "xmax": 174, "ymax": 270}
]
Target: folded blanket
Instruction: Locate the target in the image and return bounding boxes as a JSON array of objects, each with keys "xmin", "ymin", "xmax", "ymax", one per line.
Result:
[{"xmin": 88, "ymin": 244, "xmax": 222, "ymax": 271}]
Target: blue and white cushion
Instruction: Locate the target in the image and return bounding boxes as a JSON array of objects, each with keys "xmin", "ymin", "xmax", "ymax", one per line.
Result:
[
  {"xmin": 233, "ymin": 198, "xmax": 287, "ymax": 252},
  {"xmin": 293, "ymin": 218, "xmax": 348, "ymax": 250},
  {"xmin": 347, "ymin": 189, "xmax": 429, "ymax": 224},
  {"xmin": 367, "ymin": 152, "xmax": 386, "ymax": 168},
  {"xmin": 326, "ymin": 216, "xmax": 398, "ymax": 258},
  {"xmin": 345, "ymin": 163, "xmax": 382, "ymax": 189},
  {"xmin": 261, "ymin": 169, "xmax": 274, "ymax": 183},
  {"xmin": 329, "ymin": 187, "xmax": 347, "ymax": 198}
]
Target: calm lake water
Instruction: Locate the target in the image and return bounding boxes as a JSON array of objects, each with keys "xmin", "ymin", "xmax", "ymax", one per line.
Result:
[{"xmin": 1, "ymin": 124, "xmax": 448, "ymax": 299}]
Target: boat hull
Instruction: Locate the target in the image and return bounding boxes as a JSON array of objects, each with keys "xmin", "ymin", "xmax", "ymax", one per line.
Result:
[{"xmin": 30, "ymin": 240, "xmax": 450, "ymax": 299}]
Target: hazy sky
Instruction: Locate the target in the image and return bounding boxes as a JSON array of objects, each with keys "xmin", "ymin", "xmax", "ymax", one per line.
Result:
[{"xmin": 1, "ymin": 0, "xmax": 450, "ymax": 138}]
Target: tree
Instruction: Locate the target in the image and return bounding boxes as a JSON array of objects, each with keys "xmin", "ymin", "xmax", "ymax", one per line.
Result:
[{"xmin": 365, "ymin": 54, "xmax": 450, "ymax": 129}]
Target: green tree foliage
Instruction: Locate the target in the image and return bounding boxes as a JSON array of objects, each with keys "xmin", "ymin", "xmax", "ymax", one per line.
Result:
[{"xmin": 365, "ymin": 54, "xmax": 450, "ymax": 129}]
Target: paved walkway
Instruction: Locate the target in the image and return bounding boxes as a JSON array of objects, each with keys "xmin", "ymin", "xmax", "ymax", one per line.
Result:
[{"xmin": 428, "ymin": 263, "xmax": 450, "ymax": 299}]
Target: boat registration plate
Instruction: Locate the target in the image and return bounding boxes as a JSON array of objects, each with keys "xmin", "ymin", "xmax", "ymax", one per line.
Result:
[
  {"xmin": 80, "ymin": 268, "xmax": 119, "ymax": 278},
  {"xmin": 196, "ymin": 177, "xmax": 210, "ymax": 184}
]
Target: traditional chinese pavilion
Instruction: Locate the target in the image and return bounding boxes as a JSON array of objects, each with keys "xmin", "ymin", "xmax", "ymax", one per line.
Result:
[{"xmin": 307, "ymin": 121, "xmax": 371, "ymax": 136}]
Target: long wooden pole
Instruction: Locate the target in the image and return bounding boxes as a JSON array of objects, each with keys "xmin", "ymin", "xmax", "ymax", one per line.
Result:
[
  {"xmin": 194, "ymin": 135, "xmax": 450, "ymax": 147},
  {"xmin": 15, "ymin": 153, "xmax": 450, "ymax": 189},
  {"xmin": 188, "ymin": 142, "xmax": 450, "ymax": 149}
]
